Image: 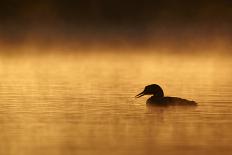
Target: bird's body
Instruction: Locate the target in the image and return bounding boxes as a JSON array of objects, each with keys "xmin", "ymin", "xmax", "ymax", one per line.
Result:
[
  {"xmin": 147, "ymin": 96, "xmax": 197, "ymax": 105},
  {"xmin": 135, "ymin": 84, "xmax": 197, "ymax": 106}
]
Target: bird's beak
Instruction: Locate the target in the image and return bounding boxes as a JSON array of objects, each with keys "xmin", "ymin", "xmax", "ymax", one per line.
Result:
[{"xmin": 135, "ymin": 91, "xmax": 145, "ymax": 98}]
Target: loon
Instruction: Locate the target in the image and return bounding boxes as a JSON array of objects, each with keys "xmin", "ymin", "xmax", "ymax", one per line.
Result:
[{"xmin": 135, "ymin": 84, "xmax": 197, "ymax": 105}]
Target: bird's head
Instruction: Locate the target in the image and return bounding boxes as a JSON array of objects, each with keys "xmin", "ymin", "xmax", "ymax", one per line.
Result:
[{"xmin": 135, "ymin": 84, "xmax": 164, "ymax": 98}]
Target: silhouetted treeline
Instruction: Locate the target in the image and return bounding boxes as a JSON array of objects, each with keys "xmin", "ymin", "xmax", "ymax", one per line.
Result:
[{"xmin": 0, "ymin": 0, "xmax": 231, "ymax": 26}]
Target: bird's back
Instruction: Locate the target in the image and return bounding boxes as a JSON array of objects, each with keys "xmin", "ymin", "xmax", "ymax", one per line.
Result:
[{"xmin": 147, "ymin": 96, "xmax": 197, "ymax": 106}]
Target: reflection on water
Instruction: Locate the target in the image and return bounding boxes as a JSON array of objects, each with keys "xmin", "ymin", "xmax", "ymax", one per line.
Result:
[{"xmin": 0, "ymin": 52, "xmax": 232, "ymax": 155}]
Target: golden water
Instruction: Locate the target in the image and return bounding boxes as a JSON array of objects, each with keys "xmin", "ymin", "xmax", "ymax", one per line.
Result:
[{"xmin": 0, "ymin": 51, "xmax": 232, "ymax": 155}]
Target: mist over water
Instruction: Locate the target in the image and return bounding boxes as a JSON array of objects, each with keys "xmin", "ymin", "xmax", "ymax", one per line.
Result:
[
  {"xmin": 0, "ymin": 50, "xmax": 231, "ymax": 155},
  {"xmin": 0, "ymin": 1, "xmax": 232, "ymax": 154}
]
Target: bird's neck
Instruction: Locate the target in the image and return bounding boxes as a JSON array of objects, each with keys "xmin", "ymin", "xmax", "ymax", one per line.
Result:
[
  {"xmin": 151, "ymin": 96, "xmax": 163, "ymax": 101},
  {"xmin": 152, "ymin": 91, "xmax": 164, "ymax": 98}
]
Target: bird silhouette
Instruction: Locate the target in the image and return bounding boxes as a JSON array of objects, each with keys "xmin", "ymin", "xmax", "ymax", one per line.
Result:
[{"xmin": 135, "ymin": 84, "xmax": 197, "ymax": 106}]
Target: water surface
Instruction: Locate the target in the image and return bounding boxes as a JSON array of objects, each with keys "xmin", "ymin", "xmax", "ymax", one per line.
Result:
[{"xmin": 0, "ymin": 52, "xmax": 232, "ymax": 155}]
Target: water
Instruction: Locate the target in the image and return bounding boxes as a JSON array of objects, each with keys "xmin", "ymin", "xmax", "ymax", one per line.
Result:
[{"xmin": 0, "ymin": 51, "xmax": 232, "ymax": 155}]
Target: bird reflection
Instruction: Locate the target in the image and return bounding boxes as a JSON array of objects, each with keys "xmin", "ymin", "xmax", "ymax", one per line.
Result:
[{"xmin": 135, "ymin": 84, "xmax": 197, "ymax": 106}]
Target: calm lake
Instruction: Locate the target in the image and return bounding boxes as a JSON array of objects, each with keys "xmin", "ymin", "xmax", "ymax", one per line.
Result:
[{"xmin": 0, "ymin": 51, "xmax": 232, "ymax": 155}]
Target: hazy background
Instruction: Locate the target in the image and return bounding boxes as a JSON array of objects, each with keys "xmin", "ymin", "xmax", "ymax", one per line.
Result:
[
  {"xmin": 0, "ymin": 0, "xmax": 231, "ymax": 53},
  {"xmin": 0, "ymin": 1, "xmax": 232, "ymax": 155}
]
